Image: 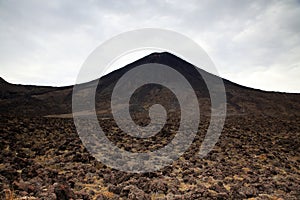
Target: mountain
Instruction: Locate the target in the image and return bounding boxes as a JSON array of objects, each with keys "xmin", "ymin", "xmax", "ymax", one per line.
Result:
[{"xmin": 1, "ymin": 52, "xmax": 299, "ymax": 117}]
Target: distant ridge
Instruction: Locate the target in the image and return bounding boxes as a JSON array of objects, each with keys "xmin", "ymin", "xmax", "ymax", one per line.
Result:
[{"xmin": 0, "ymin": 77, "xmax": 9, "ymax": 85}]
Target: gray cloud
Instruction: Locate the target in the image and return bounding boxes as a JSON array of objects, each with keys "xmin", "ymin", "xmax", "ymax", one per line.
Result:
[{"xmin": 0, "ymin": 0, "xmax": 299, "ymax": 92}]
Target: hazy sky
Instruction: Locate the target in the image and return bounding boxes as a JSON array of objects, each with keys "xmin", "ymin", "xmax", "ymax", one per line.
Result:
[{"xmin": 1, "ymin": 0, "xmax": 300, "ymax": 92}]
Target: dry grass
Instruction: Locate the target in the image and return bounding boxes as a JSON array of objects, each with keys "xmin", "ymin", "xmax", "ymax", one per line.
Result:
[
  {"xmin": 76, "ymin": 180, "xmax": 115, "ymax": 200},
  {"xmin": 4, "ymin": 189, "xmax": 13, "ymax": 200}
]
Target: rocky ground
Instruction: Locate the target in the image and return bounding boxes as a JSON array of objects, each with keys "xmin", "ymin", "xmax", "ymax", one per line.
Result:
[{"xmin": 0, "ymin": 113, "xmax": 299, "ymax": 199}]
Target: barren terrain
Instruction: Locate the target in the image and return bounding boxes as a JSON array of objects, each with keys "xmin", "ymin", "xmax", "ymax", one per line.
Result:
[{"xmin": 1, "ymin": 52, "xmax": 300, "ymax": 199}]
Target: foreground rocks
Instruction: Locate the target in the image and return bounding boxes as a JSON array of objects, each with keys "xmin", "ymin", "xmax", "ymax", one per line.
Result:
[{"xmin": 0, "ymin": 114, "xmax": 299, "ymax": 199}]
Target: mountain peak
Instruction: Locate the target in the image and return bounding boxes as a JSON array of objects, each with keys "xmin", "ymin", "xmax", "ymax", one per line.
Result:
[
  {"xmin": 134, "ymin": 52, "xmax": 194, "ymax": 70},
  {"xmin": 147, "ymin": 51, "xmax": 173, "ymax": 57},
  {"xmin": 145, "ymin": 52, "xmax": 182, "ymax": 61}
]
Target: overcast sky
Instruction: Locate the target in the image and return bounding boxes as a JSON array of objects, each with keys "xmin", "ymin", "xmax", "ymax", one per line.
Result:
[{"xmin": 0, "ymin": 0, "xmax": 300, "ymax": 92}]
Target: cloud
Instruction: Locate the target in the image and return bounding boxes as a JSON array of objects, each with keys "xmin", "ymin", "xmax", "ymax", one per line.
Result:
[{"xmin": 0, "ymin": 0, "xmax": 299, "ymax": 92}]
